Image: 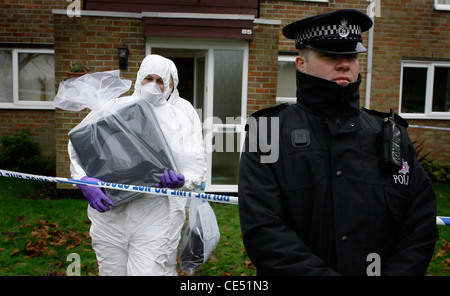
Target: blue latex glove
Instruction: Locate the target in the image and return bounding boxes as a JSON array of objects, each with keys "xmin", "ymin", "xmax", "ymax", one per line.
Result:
[
  {"xmin": 78, "ymin": 176, "xmax": 115, "ymax": 212},
  {"xmin": 156, "ymin": 169, "xmax": 185, "ymax": 188}
]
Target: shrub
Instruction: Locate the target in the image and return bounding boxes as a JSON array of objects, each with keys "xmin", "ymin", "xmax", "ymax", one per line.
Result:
[
  {"xmin": 0, "ymin": 130, "xmax": 55, "ymax": 176},
  {"xmin": 422, "ymin": 159, "xmax": 450, "ymax": 183},
  {"xmin": 414, "ymin": 141, "xmax": 450, "ymax": 183}
]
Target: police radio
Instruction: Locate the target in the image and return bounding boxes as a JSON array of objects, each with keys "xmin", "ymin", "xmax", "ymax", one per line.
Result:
[{"xmin": 379, "ymin": 108, "xmax": 402, "ymax": 172}]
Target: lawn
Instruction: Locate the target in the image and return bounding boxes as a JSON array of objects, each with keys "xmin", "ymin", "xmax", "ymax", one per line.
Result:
[
  {"xmin": 0, "ymin": 178, "xmax": 98, "ymax": 275},
  {"xmin": 426, "ymin": 182, "xmax": 450, "ymax": 276},
  {"xmin": 0, "ymin": 177, "xmax": 250, "ymax": 276},
  {"xmin": 0, "ymin": 177, "xmax": 448, "ymax": 276}
]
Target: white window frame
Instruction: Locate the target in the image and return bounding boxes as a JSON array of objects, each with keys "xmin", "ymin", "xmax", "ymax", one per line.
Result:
[
  {"xmin": 435, "ymin": 0, "xmax": 450, "ymax": 11},
  {"xmin": 399, "ymin": 60, "xmax": 450, "ymax": 120},
  {"xmin": 0, "ymin": 48, "xmax": 55, "ymax": 110},
  {"xmin": 276, "ymin": 55, "xmax": 297, "ymax": 104}
]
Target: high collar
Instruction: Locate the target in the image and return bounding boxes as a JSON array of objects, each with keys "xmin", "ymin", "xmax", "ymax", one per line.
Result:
[{"xmin": 296, "ymin": 70, "xmax": 361, "ymax": 118}]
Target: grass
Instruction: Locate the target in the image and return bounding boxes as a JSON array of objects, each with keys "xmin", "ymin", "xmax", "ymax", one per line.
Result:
[
  {"xmin": 425, "ymin": 183, "xmax": 450, "ymax": 276},
  {"xmin": 0, "ymin": 177, "xmax": 249, "ymax": 276},
  {"xmin": 0, "ymin": 178, "xmax": 97, "ymax": 276},
  {"xmin": 194, "ymin": 202, "xmax": 254, "ymax": 276},
  {"xmin": 0, "ymin": 177, "xmax": 448, "ymax": 276}
]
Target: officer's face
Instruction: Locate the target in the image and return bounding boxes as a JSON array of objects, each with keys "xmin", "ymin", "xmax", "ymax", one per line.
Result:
[
  {"xmin": 142, "ymin": 74, "xmax": 165, "ymax": 92},
  {"xmin": 295, "ymin": 50, "xmax": 359, "ymax": 87},
  {"xmin": 141, "ymin": 74, "xmax": 175, "ymax": 92}
]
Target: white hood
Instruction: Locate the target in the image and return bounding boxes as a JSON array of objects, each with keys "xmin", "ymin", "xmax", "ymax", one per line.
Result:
[{"xmin": 133, "ymin": 54, "xmax": 173, "ymax": 105}]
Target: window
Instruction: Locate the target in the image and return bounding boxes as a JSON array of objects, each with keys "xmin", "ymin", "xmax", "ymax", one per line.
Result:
[
  {"xmin": 400, "ymin": 61, "xmax": 450, "ymax": 119},
  {"xmin": 435, "ymin": 0, "xmax": 450, "ymax": 11},
  {"xmin": 0, "ymin": 48, "xmax": 55, "ymax": 109},
  {"xmin": 276, "ymin": 55, "xmax": 297, "ymax": 103}
]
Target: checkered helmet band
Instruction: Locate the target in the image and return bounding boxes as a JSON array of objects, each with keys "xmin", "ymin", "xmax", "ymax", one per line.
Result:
[{"xmin": 294, "ymin": 22, "xmax": 362, "ymax": 48}]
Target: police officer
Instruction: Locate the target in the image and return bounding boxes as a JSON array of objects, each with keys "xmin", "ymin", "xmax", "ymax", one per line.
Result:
[{"xmin": 238, "ymin": 9, "xmax": 438, "ymax": 276}]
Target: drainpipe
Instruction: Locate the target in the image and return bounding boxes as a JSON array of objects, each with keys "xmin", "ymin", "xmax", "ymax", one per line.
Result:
[{"xmin": 365, "ymin": 15, "xmax": 375, "ymax": 109}]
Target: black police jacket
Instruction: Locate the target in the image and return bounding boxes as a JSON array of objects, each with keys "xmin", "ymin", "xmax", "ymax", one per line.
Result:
[{"xmin": 238, "ymin": 71, "xmax": 438, "ymax": 276}]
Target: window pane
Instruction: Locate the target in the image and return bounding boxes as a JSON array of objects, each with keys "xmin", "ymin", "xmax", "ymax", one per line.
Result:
[
  {"xmin": 213, "ymin": 50, "xmax": 243, "ymax": 121},
  {"xmin": 432, "ymin": 67, "xmax": 450, "ymax": 112},
  {"xmin": 401, "ymin": 67, "xmax": 427, "ymax": 113},
  {"xmin": 0, "ymin": 50, "xmax": 13, "ymax": 102},
  {"xmin": 211, "ymin": 132, "xmax": 240, "ymax": 185},
  {"xmin": 277, "ymin": 60, "xmax": 297, "ymax": 98},
  {"xmin": 18, "ymin": 52, "xmax": 55, "ymax": 101}
]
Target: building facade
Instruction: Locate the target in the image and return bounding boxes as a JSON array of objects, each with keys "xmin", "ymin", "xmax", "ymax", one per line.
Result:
[{"xmin": 1, "ymin": 0, "xmax": 449, "ymax": 193}]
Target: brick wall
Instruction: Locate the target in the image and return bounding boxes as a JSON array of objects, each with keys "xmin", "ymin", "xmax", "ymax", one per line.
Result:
[
  {"xmin": 0, "ymin": 0, "xmax": 65, "ymax": 44},
  {"xmin": 0, "ymin": 110, "xmax": 55, "ymax": 160},
  {"xmin": 53, "ymin": 13, "xmax": 146, "ymax": 187},
  {"xmin": 408, "ymin": 120, "xmax": 450, "ymax": 161},
  {"xmin": 247, "ymin": 22, "xmax": 281, "ymax": 114}
]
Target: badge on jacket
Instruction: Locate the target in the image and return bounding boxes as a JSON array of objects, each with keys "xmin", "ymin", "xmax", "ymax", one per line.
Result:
[
  {"xmin": 393, "ymin": 160, "xmax": 409, "ymax": 185},
  {"xmin": 291, "ymin": 129, "xmax": 310, "ymax": 148}
]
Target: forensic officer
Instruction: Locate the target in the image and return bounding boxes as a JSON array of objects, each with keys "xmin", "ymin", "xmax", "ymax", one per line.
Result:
[
  {"xmin": 70, "ymin": 55, "xmax": 207, "ymax": 276},
  {"xmin": 238, "ymin": 9, "xmax": 438, "ymax": 276}
]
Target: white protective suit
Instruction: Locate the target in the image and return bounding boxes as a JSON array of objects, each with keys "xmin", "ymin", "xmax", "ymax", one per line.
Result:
[{"xmin": 68, "ymin": 54, "xmax": 207, "ymax": 276}]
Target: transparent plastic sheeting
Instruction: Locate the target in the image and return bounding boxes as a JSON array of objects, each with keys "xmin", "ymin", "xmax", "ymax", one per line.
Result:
[
  {"xmin": 54, "ymin": 70, "xmax": 179, "ymax": 206},
  {"xmin": 54, "ymin": 70, "xmax": 132, "ymax": 111},
  {"xmin": 180, "ymin": 199, "xmax": 220, "ymax": 275}
]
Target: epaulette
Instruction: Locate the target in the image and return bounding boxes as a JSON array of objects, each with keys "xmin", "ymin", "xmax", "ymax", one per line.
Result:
[
  {"xmin": 250, "ymin": 103, "xmax": 289, "ymax": 120},
  {"xmin": 245, "ymin": 103, "xmax": 289, "ymax": 131},
  {"xmin": 361, "ymin": 108, "xmax": 409, "ymax": 128}
]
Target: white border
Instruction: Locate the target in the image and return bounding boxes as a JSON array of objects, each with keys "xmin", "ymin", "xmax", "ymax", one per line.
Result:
[
  {"xmin": 399, "ymin": 60, "xmax": 450, "ymax": 120},
  {"xmin": 435, "ymin": 0, "xmax": 450, "ymax": 11},
  {"xmin": 142, "ymin": 11, "xmax": 254, "ymax": 20},
  {"xmin": 0, "ymin": 48, "xmax": 55, "ymax": 110},
  {"xmin": 52, "ymin": 9, "xmax": 142, "ymax": 18},
  {"xmin": 52, "ymin": 9, "xmax": 281, "ymax": 25},
  {"xmin": 276, "ymin": 55, "xmax": 297, "ymax": 104}
]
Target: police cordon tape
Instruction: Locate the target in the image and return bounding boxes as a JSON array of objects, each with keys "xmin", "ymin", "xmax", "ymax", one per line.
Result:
[
  {"xmin": 409, "ymin": 125, "xmax": 450, "ymax": 131},
  {"xmin": 0, "ymin": 169, "xmax": 238, "ymax": 205},
  {"xmin": 1, "ymin": 168, "xmax": 449, "ymax": 225},
  {"xmin": 436, "ymin": 216, "xmax": 450, "ymax": 226}
]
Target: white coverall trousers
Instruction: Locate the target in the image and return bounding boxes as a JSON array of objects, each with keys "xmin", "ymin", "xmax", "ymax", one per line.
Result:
[{"xmin": 88, "ymin": 194, "xmax": 177, "ymax": 276}]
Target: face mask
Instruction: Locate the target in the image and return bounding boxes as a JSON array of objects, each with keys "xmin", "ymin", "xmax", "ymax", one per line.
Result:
[{"xmin": 140, "ymin": 82, "xmax": 164, "ymax": 105}]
